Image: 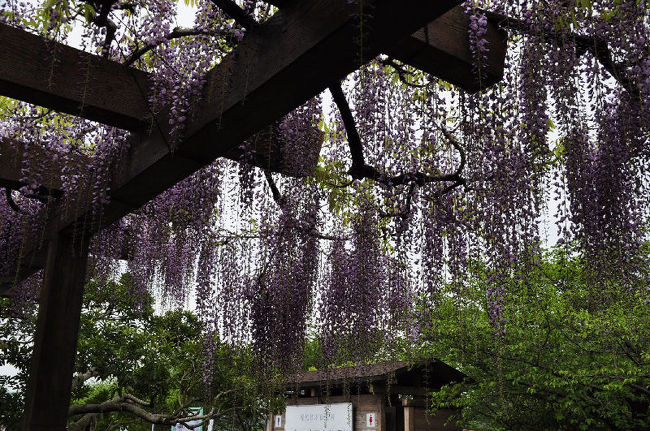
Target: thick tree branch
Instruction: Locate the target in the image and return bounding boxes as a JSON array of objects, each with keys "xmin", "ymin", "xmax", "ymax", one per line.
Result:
[
  {"xmin": 124, "ymin": 27, "xmax": 221, "ymax": 67},
  {"xmin": 263, "ymin": 169, "xmax": 284, "ymax": 205},
  {"xmin": 88, "ymin": 0, "xmax": 120, "ymax": 58},
  {"xmin": 68, "ymin": 394, "xmax": 231, "ymax": 428},
  {"xmin": 68, "ymin": 413, "xmax": 97, "ymax": 431},
  {"xmin": 328, "ymin": 82, "xmax": 366, "ymax": 169},
  {"xmin": 209, "ymin": 0, "xmax": 257, "ymax": 29},
  {"xmin": 71, "ymin": 368, "xmax": 99, "ymax": 393},
  {"xmin": 329, "ymin": 81, "xmax": 466, "ymax": 191}
]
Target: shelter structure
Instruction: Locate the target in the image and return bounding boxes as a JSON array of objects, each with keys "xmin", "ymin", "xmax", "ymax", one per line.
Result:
[
  {"xmin": 272, "ymin": 361, "xmax": 465, "ymax": 431},
  {"xmin": 0, "ymin": 1, "xmax": 507, "ymax": 427}
]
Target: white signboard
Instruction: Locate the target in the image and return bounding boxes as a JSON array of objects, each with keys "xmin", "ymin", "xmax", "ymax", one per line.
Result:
[
  {"xmin": 276, "ymin": 415, "xmax": 283, "ymax": 427},
  {"xmin": 172, "ymin": 407, "xmax": 203, "ymax": 431},
  {"xmin": 285, "ymin": 403, "xmax": 353, "ymax": 431},
  {"xmin": 366, "ymin": 413, "xmax": 376, "ymax": 428}
]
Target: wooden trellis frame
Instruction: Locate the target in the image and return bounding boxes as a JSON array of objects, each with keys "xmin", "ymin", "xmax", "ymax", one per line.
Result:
[{"xmin": 0, "ymin": 1, "xmax": 507, "ymax": 428}]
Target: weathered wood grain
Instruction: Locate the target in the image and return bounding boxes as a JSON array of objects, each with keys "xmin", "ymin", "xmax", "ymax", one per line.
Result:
[
  {"xmin": 0, "ymin": 23, "xmax": 151, "ymax": 131},
  {"xmin": 21, "ymin": 232, "xmax": 90, "ymax": 431}
]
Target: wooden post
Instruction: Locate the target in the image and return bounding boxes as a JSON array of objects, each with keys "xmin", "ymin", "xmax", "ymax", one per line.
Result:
[
  {"xmin": 268, "ymin": 412, "xmax": 274, "ymax": 431},
  {"xmin": 22, "ymin": 231, "xmax": 90, "ymax": 431},
  {"xmin": 402, "ymin": 399, "xmax": 415, "ymax": 431}
]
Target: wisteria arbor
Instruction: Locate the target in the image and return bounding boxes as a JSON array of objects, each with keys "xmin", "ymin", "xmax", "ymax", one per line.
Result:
[{"xmin": 0, "ymin": 0, "xmax": 648, "ymax": 429}]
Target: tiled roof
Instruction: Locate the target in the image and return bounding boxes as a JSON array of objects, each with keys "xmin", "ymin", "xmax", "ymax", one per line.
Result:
[{"xmin": 288, "ymin": 361, "xmax": 427, "ymax": 385}]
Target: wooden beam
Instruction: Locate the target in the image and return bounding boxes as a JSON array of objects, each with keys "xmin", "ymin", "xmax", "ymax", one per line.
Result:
[
  {"xmin": 0, "ymin": 5, "xmax": 507, "ymax": 194},
  {"xmin": 388, "ymin": 7, "xmax": 507, "ymax": 92},
  {"xmin": 0, "ymin": 24, "xmax": 318, "ymax": 182},
  {"xmin": 0, "ymin": 24, "xmax": 151, "ymax": 131},
  {"xmin": 22, "ymin": 231, "xmax": 90, "ymax": 431},
  {"xmin": 260, "ymin": 3, "xmax": 506, "ymax": 92},
  {"xmin": 114, "ymin": 0, "xmax": 465, "ymax": 205},
  {"xmin": 0, "ymin": 0, "xmax": 465, "ymax": 292}
]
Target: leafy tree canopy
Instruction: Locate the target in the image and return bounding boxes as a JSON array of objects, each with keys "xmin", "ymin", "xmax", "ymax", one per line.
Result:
[
  {"xmin": 415, "ymin": 246, "xmax": 650, "ymax": 431},
  {"xmin": 1, "ymin": 274, "xmax": 282, "ymax": 431}
]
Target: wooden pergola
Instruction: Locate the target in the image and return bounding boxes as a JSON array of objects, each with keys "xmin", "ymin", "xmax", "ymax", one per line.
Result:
[{"xmin": 0, "ymin": 1, "xmax": 507, "ymax": 429}]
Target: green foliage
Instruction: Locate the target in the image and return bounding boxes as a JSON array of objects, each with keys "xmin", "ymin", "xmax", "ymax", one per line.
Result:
[
  {"xmin": 0, "ymin": 297, "xmax": 35, "ymax": 430},
  {"xmin": 0, "ymin": 386, "xmax": 23, "ymax": 429},
  {"xmin": 182, "ymin": 0, "xmax": 199, "ymax": 8},
  {"xmin": 416, "ymin": 249, "xmax": 650, "ymax": 430},
  {"xmin": 0, "ymin": 297, "xmax": 35, "ymax": 391},
  {"xmin": 0, "ymin": 274, "xmax": 276, "ymax": 431}
]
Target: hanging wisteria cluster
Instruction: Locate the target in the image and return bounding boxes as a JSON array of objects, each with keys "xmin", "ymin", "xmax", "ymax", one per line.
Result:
[{"xmin": 1, "ymin": 0, "xmax": 649, "ymax": 377}]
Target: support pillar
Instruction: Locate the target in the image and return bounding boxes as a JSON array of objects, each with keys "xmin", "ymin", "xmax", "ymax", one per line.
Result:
[
  {"xmin": 22, "ymin": 231, "xmax": 90, "ymax": 430},
  {"xmin": 402, "ymin": 399, "xmax": 415, "ymax": 431}
]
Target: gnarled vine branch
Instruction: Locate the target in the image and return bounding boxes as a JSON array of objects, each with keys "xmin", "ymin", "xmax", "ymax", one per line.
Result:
[
  {"xmin": 124, "ymin": 27, "xmax": 223, "ymax": 66},
  {"xmin": 264, "ymin": 169, "xmax": 284, "ymax": 205},
  {"xmin": 68, "ymin": 392, "xmax": 236, "ymax": 431},
  {"xmin": 328, "ymin": 81, "xmax": 466, "ymax": 192},
  {"xmin": 209, "ymin": 0, "xmax": 257, "ymax": 29}
]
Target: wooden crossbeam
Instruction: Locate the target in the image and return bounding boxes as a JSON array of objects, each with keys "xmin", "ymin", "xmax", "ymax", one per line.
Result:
[
  {"xmin": 112, "ymin": 0, "xmax": 467, "ymax": 206},
  {"xmin": 0, "ymin": 24, "xmax": 151, "ymax": 131},
  {"xmin": 0, "ymin": 5, "xmax": 507, "ymax": 197},
  {"xmin": 0, "ymin": 23, "xmax": 316, "ymax": 179},
  {"xmin": 252, "ymin": 2, "xmax": 507, "ymax": 91},
  {"xmin": 0, "ymin": 5, "xmax": 506, "ymax": 132},
  {"xmin": 1, "ymin": 0, "xmax": 467, "ymax": 293}
]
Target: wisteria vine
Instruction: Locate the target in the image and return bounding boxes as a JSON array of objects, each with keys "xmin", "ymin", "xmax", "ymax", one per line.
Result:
[{"xmin": 0, "ymin": 0, "xmax": 649, "ymax": 379}]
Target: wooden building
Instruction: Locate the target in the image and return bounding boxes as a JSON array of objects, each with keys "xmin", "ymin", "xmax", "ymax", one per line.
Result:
[{"xmin": 271, "ymin": 361, "xmax": 465, "ymax": 431}]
